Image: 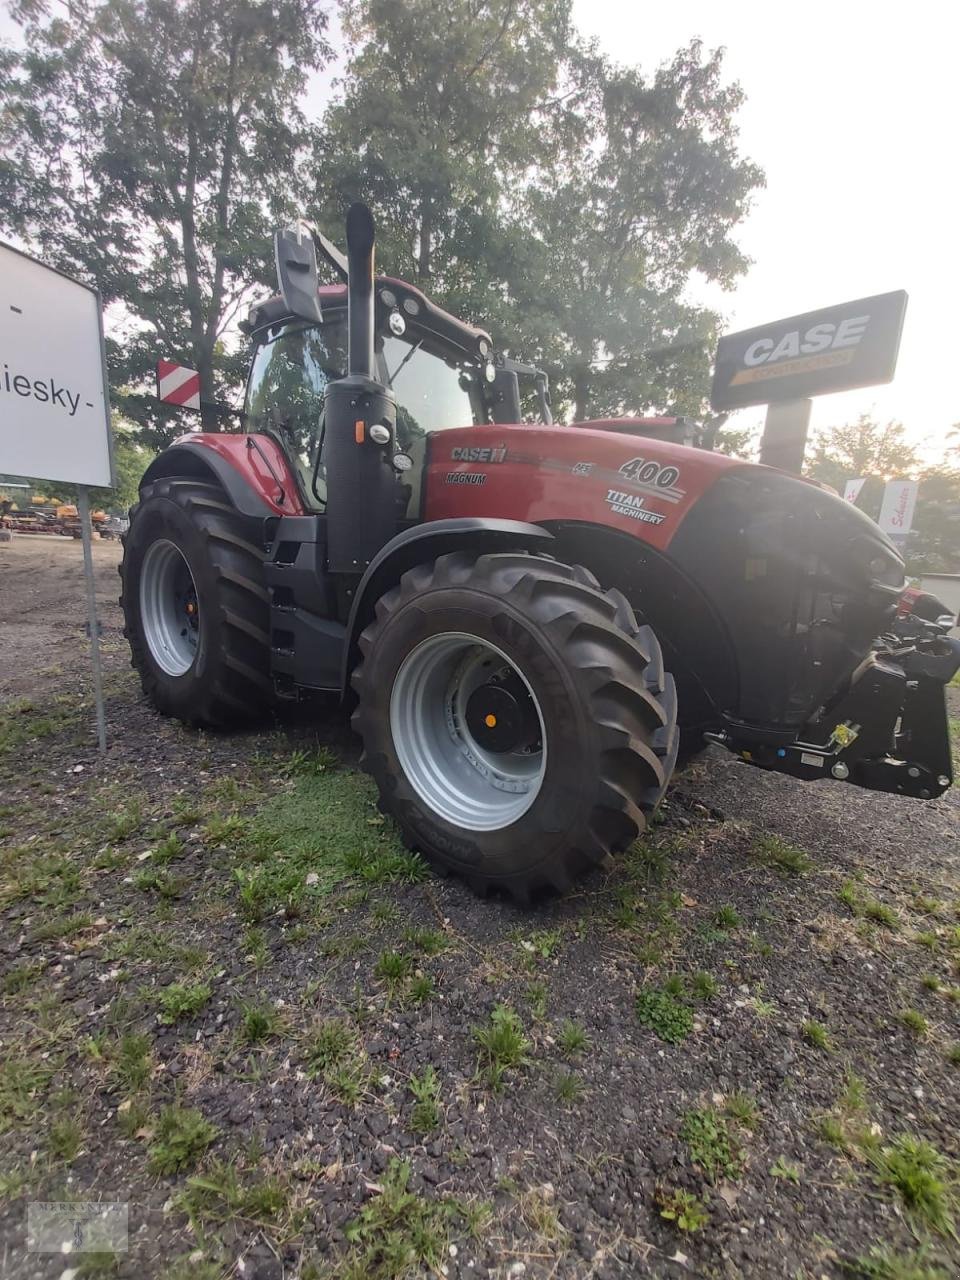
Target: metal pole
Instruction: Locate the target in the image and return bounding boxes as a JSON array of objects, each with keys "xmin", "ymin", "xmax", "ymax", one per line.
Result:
[
  {"xmin": 77, "ymin": 486, "xmax": 107, "ymax": 754},
  {"xmin": 759, "ymin": 398, "xmax": 813, "ymax": 475}
]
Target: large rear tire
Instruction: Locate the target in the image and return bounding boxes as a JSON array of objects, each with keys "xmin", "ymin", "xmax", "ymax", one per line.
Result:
[
  {"xmin": 119, "ymin": 478, "xmax": 273, "ymax": 727},
  {"xmin": 351, "ymin": 551, "xmax": 678, "ymax": 901}
]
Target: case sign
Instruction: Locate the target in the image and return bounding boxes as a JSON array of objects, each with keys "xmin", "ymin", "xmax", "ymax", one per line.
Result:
[
  {"xmin": 711, "ymin": 291, "xmax": 908, "ymax": 411},
  {"xmin": 0, "ymin": 243, "xmax": 113, "ymax": 487}
]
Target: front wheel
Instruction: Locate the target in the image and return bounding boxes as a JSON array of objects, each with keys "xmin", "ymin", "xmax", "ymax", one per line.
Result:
[{"xmin": 351, "ymin": 551, "xmax": 678, "ymax": 901}]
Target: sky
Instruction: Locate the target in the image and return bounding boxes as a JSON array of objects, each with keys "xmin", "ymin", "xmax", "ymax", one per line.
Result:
[
  {"xmin": 2, "ymin": 2, "xmax": 957, "ymax": 461},
  {"xmin": 570, "ymin": 0, "xmax": 960, "ymax": 459}
]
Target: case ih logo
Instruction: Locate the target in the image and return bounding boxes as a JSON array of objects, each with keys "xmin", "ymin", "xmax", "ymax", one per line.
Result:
[
  {"xmin": 711, "ymin": 291, "xmax": 907, "ymax": 411},
  {"xmin": 450, "ymin": 445, "xmax": 506, "ymax": 463}
]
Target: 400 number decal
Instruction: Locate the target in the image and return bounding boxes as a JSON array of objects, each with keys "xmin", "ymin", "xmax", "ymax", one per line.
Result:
[{"xmin": 616, "ymin": 457, "xmax": 685, "ymax": 503}]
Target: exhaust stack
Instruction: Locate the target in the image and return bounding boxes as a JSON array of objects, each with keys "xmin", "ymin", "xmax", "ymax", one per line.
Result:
[{"xmin": 346, "ymin": 203, "xmax": 376, "ymax": 379}]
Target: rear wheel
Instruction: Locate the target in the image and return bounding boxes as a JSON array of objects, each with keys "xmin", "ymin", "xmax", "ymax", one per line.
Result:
[
  {"xmin": 351, "ymin": 551, "xmax": 678, "ymax": 900},
  {"xmin": 120, "ymin": 478, "xmax": 273, "ymax": 727}
]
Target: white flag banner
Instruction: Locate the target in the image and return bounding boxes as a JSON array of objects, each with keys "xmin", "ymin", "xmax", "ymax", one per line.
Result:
[
  {"xmin": 877, "ymin": 479, "xmax": 919, "ymax": 541},
  {"xmin": 843, "ymin": 477, "xmax": 867, "ymax": 504}
]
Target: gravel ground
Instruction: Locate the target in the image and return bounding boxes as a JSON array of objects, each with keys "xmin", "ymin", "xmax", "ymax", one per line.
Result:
[{"xmin": 1, "ymin": 533, "xmax": 958, "ymax": 1280}]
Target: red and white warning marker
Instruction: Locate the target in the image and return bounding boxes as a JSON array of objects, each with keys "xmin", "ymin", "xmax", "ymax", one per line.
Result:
[{"xmin": 156, "ymin": 359, "xmax": 201, "ymax": 411}]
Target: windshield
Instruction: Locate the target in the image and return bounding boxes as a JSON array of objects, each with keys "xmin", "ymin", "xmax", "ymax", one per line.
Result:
[{"xmin": 245, "ymin": 319, "xmax": 348, "ymax": 505}]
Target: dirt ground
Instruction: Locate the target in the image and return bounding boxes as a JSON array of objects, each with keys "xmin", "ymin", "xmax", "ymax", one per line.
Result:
[{"xmin": 1, "ymin": 532, "xmax": 958, "ymax": 1280}]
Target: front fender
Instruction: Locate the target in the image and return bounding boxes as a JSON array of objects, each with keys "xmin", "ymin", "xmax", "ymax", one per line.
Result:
[{"xmin": 340, "ymin": 517, "xmax": 553, "ymax": 692}]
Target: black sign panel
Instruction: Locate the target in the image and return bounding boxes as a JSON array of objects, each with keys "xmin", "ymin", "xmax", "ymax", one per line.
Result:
[{"xmin": 711, "ymin": 290, "xmax": 907, "ymax": 411}]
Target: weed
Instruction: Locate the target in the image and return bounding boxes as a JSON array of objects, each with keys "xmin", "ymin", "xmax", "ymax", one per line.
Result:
[
  {"xmin": 842, "ymin": 1244, "xmax": 951, "ymax": 1279},
  {"xmin": 519, "ymin": 928, "xmax": 563, "ymax": 962},
  {"xmin": 635, "ymin": 986, "xmax": 693, "ymax": 1044},
  {"xmin": 147, "ymin": 1104, "xmax": 218, "ymax": 1174},
  {"xmin": 1, "ymin": 961, "xmax": 43, "ymax": 997},
  {"xmin": 725, "ymin": 1092, "xmax": 759, "ymax": 1129},
  {"xmin": 753, "ymin": 834, "xmax": 811, "ymax": 875},
  {"xmin": 868, "ymin": 1135, "xmax": 956, "ymax": 1236},
  {"xmin": 177, "ymin": 1159, "xmax": 291, "ymax": 1228},
  {"xmin": 681, "ymin": 1107, "xmax": 743, "ymax": 1182},
  {"xmin": 402, "ymin": 927, "xmax": 446, "ymax": 956},
  {"xmin": 0, "ymin": 1055, "xmax": 56, "ymax": 1130},
  {"xmin": 914, "ymin": 931, "xmax": 939, "ymax": 951},
  {"xmin": 49, "ymin": 1114, "xmax": 85, "ymax": 1161},
  {"xmin": 302, "ymin": 1018, "xmax": 355, "ymax": 1074},
  {"xmin": 157, "ymin": 981, "xmax": 212, "ymax": 1025},
  {"xmin": 282, "ymin": 746, "xmax": 338, "ymax": 777},
  {"xmin": 112, "ymin": 1033, "xmax": 152, "ymax": 1093},
  {"xmin": 921, "ymin": 974, "xmax": 941, "ymax": 992},
  {"xmin": 106, "ymin": 805, "xmax": 142, "ymax": 842},
  {"xmin": 407, "ymin": 975, "xmax": 435, "ymax": 1005},
  {"xmin": 408, "ymin": 1066, "xmax": 441, "ymax": 1134},
  {"xmin": 375, "ymin": 949, "xmax": 412, "ymax": 986},
  {"xmin": 239, "ymin": 1000, "xmax": 283, "ymax": 1045},
  {"xmin": 770, "ymin": 1157, "xmax": 801, "ymax": 1183},
  {"xmin": 802, "ymin": 1019, "xmax": 833, "ymax": 1051},
  {"xmin": 557, "ymin": 1019, "xmax": 589, "ymax": 1056},
  {"xmin": 863, "ymin": 898, "xmax": 898, "ymax": 929},
  {"xmin": 527, "ymin": 981, "xmax": 547, "ymax": 1019},
  {"xmin": 341, "ymin": 1158, "xmax": 450, "ymax": 1280},
  {"xmin": 153, "ymin": 834, "xmax": 185, "ymax": 865},
  {"xmin": 899, "ymin": 1008, "xmax": 929, "ymax": 1038},
  {"xmin": 947, "ymin": 1044, "xmax": 960, "ymax": 1066},
  {"xmin": 713, "ymin": 904, "xmax": 741, "ymax": 930},
  {"xmin": 473, "ymin": 1005, "xmax": 530, "ymax": 1091},
  {"xmin": 656, "ymin": 1186, "xmax": 708, "ymax": 1232},
  {"xmin": 554, "ymin": 1071, "xmax": 584, "ymax": 1105},
  {"xmin": 690, "ymin": 971, "xmax": 718, "ymax": 1000},
  {"xmin": 518, "ymin": 1185, "xmax": 567, "ymax": 1245},
  {"xmin": 116, "ymin": 1098, "xmax": 151, "ymax": 1139}
]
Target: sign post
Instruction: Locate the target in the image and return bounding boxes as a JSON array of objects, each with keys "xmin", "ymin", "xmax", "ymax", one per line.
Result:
[
  {"xmin": 711, "ymin": 290, "xmax": 908, "ymax": 473},
  {"xmin": 0, "ymin": 242, "xmax": 114, "ymax": 753}
]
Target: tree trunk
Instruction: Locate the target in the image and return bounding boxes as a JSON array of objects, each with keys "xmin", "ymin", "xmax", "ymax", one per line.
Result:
[
  {"xmin": 417, "ymin": 195, "xmax": 433, "ymax": 282},
  {"xmin": 573, "ymin": 369, "xmax": 591, "ymax": 423}
]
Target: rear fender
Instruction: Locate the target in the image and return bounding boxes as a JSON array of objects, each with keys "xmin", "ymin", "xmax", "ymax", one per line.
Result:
[
  {"xmin": 140, "ymin": 435, "xmax": 303, "ymax": 519},
  {"xmin": 341, "ymin": 518, "xmax": 553, "ymax": 692}
]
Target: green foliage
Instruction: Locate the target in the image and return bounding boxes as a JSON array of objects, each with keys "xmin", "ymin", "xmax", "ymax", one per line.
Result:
[
  {"xmin": 770, "ymin": 1157, "xmax": 800, "ymax": 1183},
  {"xmin": 473, "ymin": 1005, "xmax": 530, "ymax": 1091},
  {"xmin": 898, "ymin": 1008, "xmax": 929, "ymax": 1038},
  {"xmin": 841, "ymin": 1245, "xmax": 951, "ymax": 1280},
  {"xmin": 801, "ymin": 1019, "xmax": 833, "ymax": 1052},
  {"xmin": 557, "ymin": 1019, "xmax": 589, "ymax": 1056},
  {"xmin": 408, "ymin": 1067, "xmax": 441, "ymax": 1135},
  {"xmin": 112, "ymin": 1032, "xmax": 153, "ymax": 1093},
  {"xmin": 375, "ymin": 949, "xmax": 412, "ymax": 986},
  {"xmin": 657, "ymin": 1186, "xmax": 708, "ymax": 1232},
  {"xmin": 635, "ymin": 986, "xmax": 693, "ymax": 1044},
  {"xmin": 753, "ymin": 834, "xmax": 811, "ymax": 876},
  {"xmin": 342, "ymin": 1158, "xmax": 450, "ymax": 1280},
  {"xmin": 681, "ymin": 1107, "xmax": 743, "ymax": 1182},
  {"xmin": 554, "ymin": 1070, "xmax": 583, "ymax": 1105},
  {"xmin": 867, "ymin": 1136, "xmax": 957, "ymax": 1236},
  {"xmin": 239, "ymin": 1000, "xmax": 283, "ymax": 1045},
  {"xmin": 157, "ymin": 981, "xmax": 211, "ymax": 1025},
  {"xmin": 1, "ymin": 0, "xmax": 331, "ymax": 445},
  {"xmin": 147, "ymin": 1104, "xmax": 218, "ymax": 1174},
  {"xmin": 177, "ymin": 1160, "xmax": 290, "ymax": 1228}
]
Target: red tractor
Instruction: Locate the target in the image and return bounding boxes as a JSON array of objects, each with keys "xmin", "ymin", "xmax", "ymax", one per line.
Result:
[{"xmin": 120, "ymin": 205, "xmax": 958, "ymax": 900}]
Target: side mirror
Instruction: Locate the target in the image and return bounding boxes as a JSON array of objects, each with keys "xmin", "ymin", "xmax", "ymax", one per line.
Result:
[
  {"xmin": 274, "ymin": 222, "xmax": 323, "ymax": 324},
  {"xmin": 490, "ymin": 367, "xmax": 522, "ymax": 424}
]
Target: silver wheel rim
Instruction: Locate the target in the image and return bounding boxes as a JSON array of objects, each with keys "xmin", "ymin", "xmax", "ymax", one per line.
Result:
[
  {"xmin": 140, "ymin": 539, "xmax": 200, "ymax": 676},
  {"xmin": 389, "ymin": 633, "xmax": 546, "ymax": 831}
]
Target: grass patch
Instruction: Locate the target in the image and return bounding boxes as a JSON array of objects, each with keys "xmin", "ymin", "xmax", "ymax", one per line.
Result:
[
  {"xmin": 408, "ymin": 1066, "xmax": 441, "ymax": 1135},
  {"xmin": 557, "ymin": 1019, "xmax": 589, "ymax": 1056},
  {"xmin": 840, "ymin": 880, "xmax": 898, "ymax": 929},
  {"xmin": 841, "ymin": 1244, "xmax": 951, "ymax": 1279},
  {"xmin": 554, "ymin": 1070, "xmax": 584, "ymax": 1105},
  {"xmin": 302, "ymin": 1018, "xmax": 369, "ymax": 1104},
  {"xmin": 753, "ymin": 834, "xmax": 811, "ymax": 875},
  {"xmin": 899, "ymin": 1008, "xmax": 929, "ymax": 1038},
  {"xmin": 239, "ymin": 1000, "xmax": 284, "ymax": 1045},
  {"xmin": 147, "ymin": 1104, "xmax": 218, "ymax": 1174},
  {"xmin": 111, "ymin": 1032, "xmax": 153, "ymax": 1093},
  {"xmin": 374, "ymin": 949, "xmax": 412, "ymax": 987},
  {"xmin": 177, "ymin": 1159, "xmax": 292, "ymax": 1229},
  {"xmin": 801, "ymin": 1019, "xmax": 833, "ymax": 1051},
  {"xmin": 473, "ymin": 1005, "xmax": 530, "ymax": 1091},
  {"xmin": 868, "ymin": 1136, "xmax": 957, "ymax": 1236},
  {"xmin": 157, "ymin": 981, "xmax": 212, "ymax": 1025},
  {"xmin": 340, "ymin": 1158, "xmax": 450, "ymax": 1280}
]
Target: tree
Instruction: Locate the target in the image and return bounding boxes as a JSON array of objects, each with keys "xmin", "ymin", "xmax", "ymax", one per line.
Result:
[
  {"xmin": 318, "ymin": 7, "xmax": 762, "ymax": 422},
  {"xmin": 905, "ymin": 467, "xmax": 960, "ymax": 574},
  {"xmin": 806, "ymin": 414, "xmax": 920, "ymax": 497},
  {"xmin": 1, "ymin": 0, "xmax": 330, "ymax": 445}
]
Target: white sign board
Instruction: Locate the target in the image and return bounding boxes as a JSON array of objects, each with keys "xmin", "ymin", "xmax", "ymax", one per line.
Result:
[
  {"xmin": 843, "ymin": 477, "xmax": 867, "ymax": 504},
  {"xmin": 0, "ymin": 243, "xmax": 113, "ymax": 487},
  {"xmin": 877, "ymin": 479, "xmax": 919, "ymax": 542}
]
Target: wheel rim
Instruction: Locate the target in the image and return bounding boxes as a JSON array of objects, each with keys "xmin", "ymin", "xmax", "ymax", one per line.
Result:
[
  {"xmin": 389, "ymin": 633, "xmax": 546, "ymax": 832},
  {"xmin": 139, "ymin": 539, "xmax": 201, "ymax": 676}
]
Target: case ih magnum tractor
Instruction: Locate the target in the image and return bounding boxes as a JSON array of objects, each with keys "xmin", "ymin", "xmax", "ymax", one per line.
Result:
[{"xmin": 120, "ymin": 205, "xmax": 958, "ymax": 900}]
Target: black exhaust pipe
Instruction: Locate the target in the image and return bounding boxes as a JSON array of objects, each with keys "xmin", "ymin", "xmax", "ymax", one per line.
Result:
[
  {"xmin": 322, "ymin": 203, "xmax": 399, "ymax": 576},
  {"xmin": 346, "ymin": 203, "xmax": 376, "ymax": 379}
]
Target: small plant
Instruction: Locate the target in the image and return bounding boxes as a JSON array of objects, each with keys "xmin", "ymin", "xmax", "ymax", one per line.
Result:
[
  {"xmin": 343, "ymin": 1158, "xmax": 449, "ymax": 1277},
  {"xmin": 753, "ymin": 834, "xmax": 811, "ymax": 875},
  {"xmin": 947, "ymin": 1044, "xmax": 960, "ymax": 1066},
  {"xmin": 520, "ymin": 928, "xmax": 563, "ymax": 961},
  {"xmin": 868, "ymin": 1135, "xmax": 957, "ymax": 1236},
  {"xmin": 725, "ymin": 1091, "xmax": 759, "ymax": 1129},
  {"xmin": 843, "ymin": 1244, "xmax": 951, "ymax": 1279},
  {"xmin": 49, "ymin": 1114, "xmax": 85, "ymax": 1161},
  {"xmin": 690, "ymin": 971, "xmax": 718, "ymax": 1000},
  {"xmin": 554, "ymin": 1070, "xmax": 584, "ymax": 1105},
  {"xmin": 148, "ymin": 1104, "xmax": 218, "ymax": 1174},
  {"xmin": 557, "ymin": 1019, "xmax": 589, "ymax": 1056},
  {"xmin": 801, "ymin": 1019, "xmax": 833, "ymax": 1051},
  {"xmin": 402, "ymin": 927, "xmax": 446, "ymax": 956},
  {"xmin": 921, "ymin": 974, "xmax": 941, "ymax": 992},
  {"xmin": 770, "ymin": 1156, "xmax": 801, "ymax": 1183},
  {"xmin": 240, "ymin": 1000, "xmax": 282, "ymax": 1045},
  {"xmin": 408, "ymin": 1066, "xmax": 441, "ymax": 1134},
  {"xmin": 473, "ymin": 1004, "xmax": 530, "ymax": 1090},
  {"xmin": 302, "ymin": 1018, "xmax": 355, "ymax": 1075},
  {"xmin": 635, "ymin": 985, "xmax": 693, "ymax": 1044},
  {"xmin": 106, "ymin": 805, "xmax": 142, "ymax": 842},
  {"xmin": 527, "ymin": 981, "xmax": 547, "ymax": 1019},
  {"xmin": 374, "ymin": 949, "xmax": 412, "ymax": 986},
  {"xmin": 713, "ymin": 904, "xmax": 740, "ymax": 931},
  {"xmin": 863, "ymin": 897, "xmax": 898, "ymax": 929},
  {"xmin": 914, "ymin": 930, "xmax": 939, "ymax": 951},
  {"xmin": 157, "ymin": 981, "xmax": 212, "ymax": 1025},
  {"xmin": 681, "ymin": 1107, "xmax": 742, "ymax": 1182},
  {"xmin": 370, "ymin": 900, "xmax": 400, "ymax": 925},
  {"xmin": 656, "ymin": 1186, "xmax": 708, "ymax": 1232},
  {"xmin": 407, "ymin": 974, "xmax": 435, "ymax": 1005},
  {"xmin": 112, "ymin": 1032, "xmax": 152, "ymax": 1093},
  {"xmin": 153, "ymin": 833, "xmax": 185, "ymax": 865},
  {"xmin": 899, "ymin": 1008, "xmax": 929, "ymax": 1038}
]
